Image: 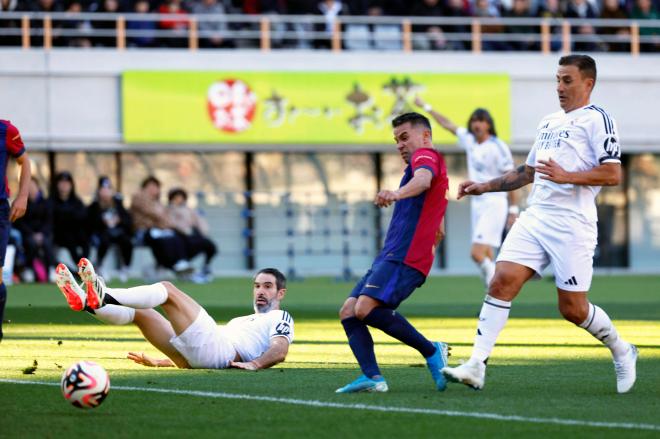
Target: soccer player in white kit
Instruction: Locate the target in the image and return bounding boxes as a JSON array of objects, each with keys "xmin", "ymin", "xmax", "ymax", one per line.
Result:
[
  {"xmin": 415, "ymin": 97, "xmax": 518, "ymax": 287},
  {"xmin": 441, "ymin": 55, "xmax": 637, "ymax": 393},
  {"xmin": 55, "ymin": 259, "xmax": 294, "ymax": 370}
]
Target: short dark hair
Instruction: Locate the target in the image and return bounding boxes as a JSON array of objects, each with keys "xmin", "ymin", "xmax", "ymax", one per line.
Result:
[
  {"xmin": 168, "ymin": 187, "xmax": 187, "ymax": 202},
  {"xmin": 391, "ymin": 112, "xmax": 432, "ymax": 134},
  {"xmin": 559, "ymin": 54, "xmax": 597, "ymax": 84},
  {"xmin": 256, "ymin": 268, "xmax": 287, "ymax": 291},
  {"xmin": 468, "ymin": 108, "xmax": 497, "ymax": 137},
  {"xmin": 141, "ymin": 175, "xmax": 161, "ymax": 189}
]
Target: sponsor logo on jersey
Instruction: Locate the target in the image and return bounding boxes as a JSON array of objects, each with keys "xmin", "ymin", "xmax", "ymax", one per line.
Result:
[
  {"xmin": 603, "ymin": 136, "xmax": 620, "ymax": 158},
  {"xmin": 275, "ymin": 322, "xmax": 291, "ymax": 336}
]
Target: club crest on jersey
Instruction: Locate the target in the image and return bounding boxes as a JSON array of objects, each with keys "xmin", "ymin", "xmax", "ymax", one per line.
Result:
[{"xmin": 603, "ymin": 136, "xmax": 620, "ymax": 158}]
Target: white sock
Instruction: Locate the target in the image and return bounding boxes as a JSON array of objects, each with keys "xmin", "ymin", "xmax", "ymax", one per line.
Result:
[
  {"xmin": 91, "ymin": 304, "xmax": 135, "ymax": 325},
  {"xmin": 470, "ymin": 295, "xmax": 511, "ymax": 363},
  {"xmin": 479, "ymin": 258, "xmax": 496, "ymax": 287},
  {"xmin": 579, "ymin": 303, "xmax": 629, "ymax": 359},
  {"xmin": 105, "ymin": 283, "xmax": 168, "ymax": 309}
]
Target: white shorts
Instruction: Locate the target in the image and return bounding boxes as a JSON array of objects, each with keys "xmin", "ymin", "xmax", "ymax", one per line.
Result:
[
  {"xmin": 496, "ymin": 208, "xmax": 597, "ymax": 292},
  {"xmin": 170, "ymin": 308, "xmax": 237, "ymax": 369},
  {"xmin": 471, "ymin": 196, "xmax": 508, "ymax": 248}
]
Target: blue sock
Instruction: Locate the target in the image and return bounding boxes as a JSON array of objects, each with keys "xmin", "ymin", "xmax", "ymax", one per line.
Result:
[
  {"xmin": 363, "ymin": 307, "xmax": 436, "ymax": 358},
  {"xmin": 341, "ymin": 317, "xmax": 381, "ymax": 378},
  {"xmin": 0, "ymin": 283, "xmax": 6, "ymax": 339}
]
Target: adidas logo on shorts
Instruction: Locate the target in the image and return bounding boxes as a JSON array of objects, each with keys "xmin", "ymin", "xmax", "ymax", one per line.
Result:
[{"xmin": 564, "ymin": 276, "xmax": 578, "ymax": 286}]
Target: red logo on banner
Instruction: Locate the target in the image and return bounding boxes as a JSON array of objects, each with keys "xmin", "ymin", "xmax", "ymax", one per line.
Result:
[{"xmin": 207, "ymin": 79, "xmax": 257, "ymax": 133}]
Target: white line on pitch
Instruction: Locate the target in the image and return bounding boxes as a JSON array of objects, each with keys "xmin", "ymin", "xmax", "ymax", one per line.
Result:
[{"xmin": 1, "ymin": 378, "xmax": 658, "ymax": 432}]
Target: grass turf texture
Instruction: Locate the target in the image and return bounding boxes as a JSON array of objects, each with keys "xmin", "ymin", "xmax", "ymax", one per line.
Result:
[{"xmin": 1, "ymin": 275, "xmax": 659, "ymax": 438}]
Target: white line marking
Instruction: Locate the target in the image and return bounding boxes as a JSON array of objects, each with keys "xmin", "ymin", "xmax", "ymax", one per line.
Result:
[{"xmin": 1, "ymin": 378, "xmax": 658, "ymax": 432}]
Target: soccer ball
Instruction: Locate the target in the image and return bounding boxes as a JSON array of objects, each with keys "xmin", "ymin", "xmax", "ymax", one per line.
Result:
[{"xmin": 61, "ymin": 361, "xmax": 110, "ymax": 409}]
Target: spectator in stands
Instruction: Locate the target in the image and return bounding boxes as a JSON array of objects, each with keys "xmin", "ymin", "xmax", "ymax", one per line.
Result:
[
  {"xmin": 127, "ymin": 0, "xmax": 158, "ymax": 48},
  {"xmin": 191, "ymin": 0, "xmax": 232, "ymax": 48},
  {"xmin": 157, "ymin": 0, "xmax": 189, "ymax": 48},
  {"xmin": 167, "ymin": 188, "xmax": 217, "ymax": 283},
  {"xmin": 60, "ymin": 0, "xmax": 93, "ymax": 47},
  {"xmin": 442, "ymin": 0, "xmax": 471, "ymax": 50},
  {"xmin": 599, "ymin": 0, "xmax": 630, "ymax": 52},
  {"xmin": 504, "ymin": 0, "xmax": 538, "ymax": 50},
  {"xmin": 0, "ymin": 0, "xmax": 22, "ymax": 47},
  {"xmin": 130, "ymin": 176, "xmax": 192, "ymax": 276},
  {"xmin": 473, "ymin": 0, "xmax": 509, "ymax": 50},
  {"xmin": 13, "ymin": 177, "xmax": 56, "ymax": 283},
  {"xmin": 87, "ymin": 176, "xmax": 133, "ymax": 282},
  {"xmin": 537, "ymin": 0, "xmax": 563, "ymax": 51},
  {"xmin": 29, "ymin": 0, "xmax": 64, "ymax": 47},
  {"xmin": 50, "ymin": 171, "xmax": 89, "ymax": 269},
  {"xmin": 632, "ymin": 0, "xmax": 660, "ymax": 52},
  {"xmin": 565, "ymin": 0, "xmax": 605, "ymax": 51},
  {"xmin": 91, "ymin": 0, "xmax": 122, "ymax": 47},
  {"xmin": 411, "ymin": 0, "xmax": 449, "ymax": 50},
  {"xmin": 314, "ymin": 0, "xmax": 347, "ymax": 49}
]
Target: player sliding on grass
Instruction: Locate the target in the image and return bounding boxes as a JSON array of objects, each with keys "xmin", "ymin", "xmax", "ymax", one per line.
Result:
[
  {"xmin": 442, "ymin": 54, "xmax": 637, "ymax": 394},
  {"xmin": 337, "ymin": 112, "xmax": 450, "ymax": 394},
  {"xmin": 55, "ymin": 259, "xmax": 293, "ymax": 370}
]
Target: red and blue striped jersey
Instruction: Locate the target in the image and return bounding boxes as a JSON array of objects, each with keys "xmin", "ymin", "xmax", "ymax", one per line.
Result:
[
  {"xmin": 0, "ymin": 120, "xmax": 26, "ymax": 199},
  {"xmin": 378, "ymin": 148, "xmax": 449, "ymax": 276}
]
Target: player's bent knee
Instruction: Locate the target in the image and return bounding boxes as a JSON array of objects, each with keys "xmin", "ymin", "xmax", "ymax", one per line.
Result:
[
  {"xmin": 558, "ymin": 304, "xmax": 587, "ymax": 325},
  {"xmin": 339, "ymin": 300, "xmax": 356, "ymax": 320}
]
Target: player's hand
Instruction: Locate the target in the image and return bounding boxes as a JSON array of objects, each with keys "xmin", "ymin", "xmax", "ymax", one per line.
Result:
[
  {"xmin": 374, "ymin": 190, "xmax": 399, "ymax": 208},
  {"xmin": 414, "ymin": 95, "xmax": 426, "ymax": 109},
  {"xmin": 457, "ymin": 181, "xmax": 485, "ymax": 199},
  {"xmin": 229, "ymin": 360, "xmax": 259, "ymax": 371},
  {"xmin": 127, "ymin": 351, "xmax": 160, "ymax": 367},
  {"xmin": 9, "ymin": 195, "xmax": 27, "ymax": 222},
  {"xmin": 536, "ymin": 158, "xmax": 572, "ymax": 184}
]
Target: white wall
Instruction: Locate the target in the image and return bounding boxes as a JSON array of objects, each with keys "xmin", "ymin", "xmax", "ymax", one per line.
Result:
[{"xmin": 1, "ymin": 49, "xmax": 659, "ymax": 152}]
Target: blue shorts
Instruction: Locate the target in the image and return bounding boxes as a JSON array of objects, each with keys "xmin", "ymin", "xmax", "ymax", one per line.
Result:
[
  {"xmin": 0, "ymin": 200, "xmax": 9, "ymax": 267},
  {"xmin": 349, "ymin": 260, "xmax": 426, "ymax": 309}
]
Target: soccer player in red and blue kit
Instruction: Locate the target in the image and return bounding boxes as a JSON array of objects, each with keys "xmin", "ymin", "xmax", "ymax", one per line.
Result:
[
  {"xmin": 336, "ymin": 112, "xmax": 450, "ymax": 393},
  {"xmin": 0, "ymin": 120, "xmax": 32, "ymax": 342}
]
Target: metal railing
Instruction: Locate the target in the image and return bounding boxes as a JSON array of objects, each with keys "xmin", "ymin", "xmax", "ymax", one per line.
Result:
[{"xmin": 1, "ymin": 12, "xmax": 659, "ymax": 54}]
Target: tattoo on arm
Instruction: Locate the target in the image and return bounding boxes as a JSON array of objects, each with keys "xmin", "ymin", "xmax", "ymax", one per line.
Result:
[{"xmin": 488, "ymin": 165, "xmax": 535, "ymax": 192}]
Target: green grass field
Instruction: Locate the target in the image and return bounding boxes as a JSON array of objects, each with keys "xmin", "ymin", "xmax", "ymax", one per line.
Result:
[{"xmin": 1, "ymin": 275, "xmax": 659, "ymax": 438}]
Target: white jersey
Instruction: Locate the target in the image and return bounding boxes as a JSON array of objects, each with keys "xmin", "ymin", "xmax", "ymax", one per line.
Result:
[
  {"xmin": 456, "ymin": 127, "xmax": 514, "ymax": 202},
  {"xmin": 526, "ymin": 104, "xmax": 621, "ymax": 224},
  {"xmin": 223, "ymin": 309, "xmax": 294, "ymax": 363}
]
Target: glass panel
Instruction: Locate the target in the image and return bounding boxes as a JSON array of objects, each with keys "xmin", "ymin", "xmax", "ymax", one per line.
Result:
[
  {"xmin": 628, "ymin": 154, "xmax": 660, "ymax": 270},
  {"xmin": 252, "ymin": 153, "xmax": 376, "ymax": 276}
]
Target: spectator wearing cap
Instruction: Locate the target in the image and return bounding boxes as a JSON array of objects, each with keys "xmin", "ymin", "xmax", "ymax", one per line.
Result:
[
  {"xmin": 167, "ymin": 188, "xmax": 217, "ymax": 282},
  {"xmin": 49, "ymin": 171, "xmax": 89, "ymax": 267},
  {"xmin": 87, "ymin": 176, "xmax": 133, "ymax": 282},
  {"xmin": 130, "ymin": 176, "xmax": 192, "ymax": 276}
]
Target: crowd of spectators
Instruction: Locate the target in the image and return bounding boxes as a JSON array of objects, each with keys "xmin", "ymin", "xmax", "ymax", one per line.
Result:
[
  {"xmin": 9, "ymin": 173, "xmax": 217, "ymax": 284},
  {"xmin": 0, "ymin": 0, "xmax": 658, "ymax": 51}
]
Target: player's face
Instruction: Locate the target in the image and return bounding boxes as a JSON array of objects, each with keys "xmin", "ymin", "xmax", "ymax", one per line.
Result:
[
  {"xmin": 556, "ymin": 65, "xmax": 594, "ymax": 112},
  {"xmin": 393, "ymin": 122, "xmax": 428, "ymax": 164},
  {"xmin": 253, "ymin": 273, "xmax": 285, "ymax": 313},
  {"xmin": 470, "ymin": 118, "xmax": 490, "ymax": 141}
]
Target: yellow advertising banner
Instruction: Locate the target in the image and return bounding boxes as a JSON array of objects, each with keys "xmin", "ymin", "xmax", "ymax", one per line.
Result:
[{"xmin": 122, "ymin": 71, "xmax": 510, "ymax": 145}]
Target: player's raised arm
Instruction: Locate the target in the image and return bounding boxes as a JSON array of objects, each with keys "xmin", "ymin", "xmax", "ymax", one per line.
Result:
[
  {"xmin": 230, "ymin": 337, "xmax": 290, "ymax": 371},
  {"xmin": 457, "ymin": 164, "xmax": 535, "ymax": 200},
  {"xmin": 414, "ymin": 95, "xmax": 458, "ymax": 135}
]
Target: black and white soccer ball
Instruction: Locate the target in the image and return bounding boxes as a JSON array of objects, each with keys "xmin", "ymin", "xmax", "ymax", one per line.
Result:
[{"xmin": 61, "ymin": 361, "xmax": 110, "ymax": 409}]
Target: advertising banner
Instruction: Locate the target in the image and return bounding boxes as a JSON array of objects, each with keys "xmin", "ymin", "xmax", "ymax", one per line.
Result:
[{"xmin": 122, "ymin": 71, "xmax": 510, "ymax": 145}]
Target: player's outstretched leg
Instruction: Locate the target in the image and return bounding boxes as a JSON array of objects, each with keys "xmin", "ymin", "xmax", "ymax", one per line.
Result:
[
  {"xmin": 78, "ymin": 258, "xmax": 168, "ymax": 310},
  {"xmin": 361, "ymin": 304, "xmax": 450, "ymax": 391},
  {"xmin": 55, "ymin": 263, "xmax": 87, "ymax": 311}
]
